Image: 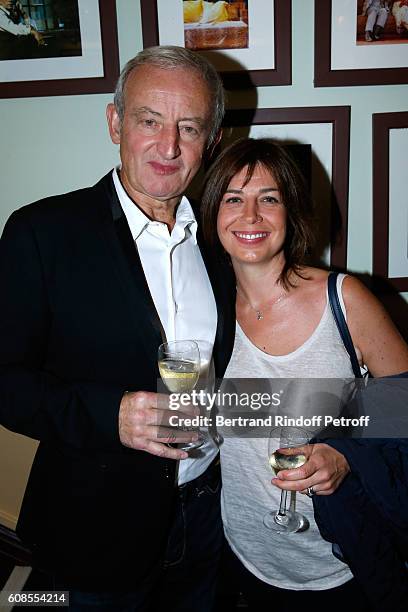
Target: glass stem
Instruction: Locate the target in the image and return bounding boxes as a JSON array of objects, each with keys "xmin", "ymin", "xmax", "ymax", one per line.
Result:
[
  {"xmin": 278, "ymin": 489, "xmax": 288, "ymax": 516},
  {"xmin": 290, "ymin": 491, "xmax": 296, "ymax": 512}
]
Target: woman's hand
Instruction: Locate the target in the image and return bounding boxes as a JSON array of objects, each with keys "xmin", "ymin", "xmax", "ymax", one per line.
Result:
[{"xmin": 271, "ymin": 443, "xmax": 350, "ymax": 496}]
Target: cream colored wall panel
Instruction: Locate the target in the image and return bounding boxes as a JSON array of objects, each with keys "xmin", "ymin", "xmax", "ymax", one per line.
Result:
[{"xmin": 0, "ymin": 428, "xmax": 38, "ymax": 529}]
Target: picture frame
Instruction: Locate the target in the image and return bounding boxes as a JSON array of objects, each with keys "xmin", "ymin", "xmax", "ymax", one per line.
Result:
[
  {"xmin": 0, "ymin": 0, "xmax": 119, "ymax": 99},
  {"xmin": 140, "ymin": 0, "xmax": 292, "ymax": 88},
  {"xmin": 373, "ymin": 112, "xmax": 408, "ymax": 292},
  {"xmin": 222, "ymin": 106, "xmax": 351, "ymax": 268},
  {"xmin": 314, "ymin": 0, "xmax": 408, "ymax": 87}
]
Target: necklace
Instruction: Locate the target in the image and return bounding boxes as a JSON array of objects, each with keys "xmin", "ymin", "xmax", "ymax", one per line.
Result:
[{"xmin": 236, "ymin": 286, "xmax": 287, "ymax": 321}]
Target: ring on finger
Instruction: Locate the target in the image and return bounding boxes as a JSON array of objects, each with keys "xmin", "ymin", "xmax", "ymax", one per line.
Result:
[{"xmin": 305, "ymin": 486, "xmax": 316, "ymax": 497}]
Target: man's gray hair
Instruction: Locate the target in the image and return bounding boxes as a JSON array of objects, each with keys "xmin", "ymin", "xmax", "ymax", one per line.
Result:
[{"xmin": 113, "ymin": 46, "xmax": 225, "ymax": 147}]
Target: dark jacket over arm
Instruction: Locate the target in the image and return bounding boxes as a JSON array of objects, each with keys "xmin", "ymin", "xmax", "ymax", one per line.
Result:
[{"xmin": 313, "ymin": 437, "xmax": 408, "ymax": 611}]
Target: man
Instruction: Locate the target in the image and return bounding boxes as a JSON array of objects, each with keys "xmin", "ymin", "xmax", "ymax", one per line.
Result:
[
  {"xmin": 0, "ymin": 46, "xmax": 235, "ymax": 610},
  {"xmin": 0, "ymin": 0, "xmax": 44, "ymax": 47},
  {"xmin": 362, "ymin": 0, "xmax": 391, "ymax": 41}
]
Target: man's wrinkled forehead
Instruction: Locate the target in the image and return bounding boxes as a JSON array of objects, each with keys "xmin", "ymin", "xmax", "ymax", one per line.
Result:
[
  {"xmin": 122, "ymin": 65, "xmax": 212, "ymax": 127},
  {"xmin": 124, "ymin": 63, "xmax": 211, "ymax": 105}
]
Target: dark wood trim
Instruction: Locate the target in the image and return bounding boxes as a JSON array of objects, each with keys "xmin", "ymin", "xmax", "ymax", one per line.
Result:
[
  {"xmin": 0, "ymin": 524, "xmax": 32, "ymax": 566},
  {"xmin": 223, "ymin": 106, "xmax": 351, "ymax": 269},
  {"xmin": 373, "ymin": 112, "xmax": 408, "ymax": 292},
  {"xmin": 140, "ymin": 0, "xmax": 159, "ymax": 47},
  {"xmin": 314, "ymin": 0, "xmax": 408, "ymax": 87},
  {"xmin": 140, "ymin": 0, "xmax": 292, "ymax": 88},
  {"xmin": 0, "ymin": 0, "xmax": 119, "ymax": 99}
]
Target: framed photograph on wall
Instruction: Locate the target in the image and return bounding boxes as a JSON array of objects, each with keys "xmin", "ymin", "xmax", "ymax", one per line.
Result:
[
  {"xmin": 222, "ymin": 106, "xmax": 351, "ymax": 269},
  {"xmin": 373, "ymin": 112, "xmax": 408, "ymax": 292},
  {"xmin": 140, "ymin": 0, "xmax": 292, "ymax": 88},
  {"xmin": 315, "ymin": 0, "xmax": 408, "ymax": 87},
  {"xmin": 0, "ymin": 0, "xmax": 119, "ymax": 98}
]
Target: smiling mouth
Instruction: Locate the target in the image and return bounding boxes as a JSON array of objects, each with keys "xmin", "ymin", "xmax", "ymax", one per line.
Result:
[
  {"xmin": 233, "ymin": 232, "xmax": 270, "ymax": 241},
  {"xmin": 148, "ymin": 161, "xmax": 180, "ymax": 175}
]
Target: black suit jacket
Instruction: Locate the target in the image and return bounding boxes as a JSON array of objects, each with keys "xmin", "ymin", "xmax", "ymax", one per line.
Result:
[{"xmin": 0, "ymin": 172, "xmax": 235, "ymax": 589}]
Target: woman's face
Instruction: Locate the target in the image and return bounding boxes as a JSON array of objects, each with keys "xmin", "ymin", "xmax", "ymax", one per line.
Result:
[{"xmin": 216, "ymin": 164, "xmax": 287, "ymax": 267}]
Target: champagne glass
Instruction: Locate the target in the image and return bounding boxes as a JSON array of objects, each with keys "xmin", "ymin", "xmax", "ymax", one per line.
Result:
[
  {"xmin": 263, "ymin": 427, "xmax": 310, "ymax": 534},
  {"xmin": 158, "ymin": 339, "xmax": 204, "ymax": 451}
]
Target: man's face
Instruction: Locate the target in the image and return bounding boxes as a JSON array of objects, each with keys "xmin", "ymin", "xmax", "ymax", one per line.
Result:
[
  {"xmin": 107, "ymin": 64, "xmax": 213, "ymax": 208},
  {"xmin": 0, "ymin": 1, "xmax": 12, "ymax": 9}
]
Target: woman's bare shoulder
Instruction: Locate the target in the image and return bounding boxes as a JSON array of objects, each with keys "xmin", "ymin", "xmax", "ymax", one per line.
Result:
[
  {"xmin": 341, "ymin": 274, "xmax": 380, "ymax": 309},
  {"xmin": 341, "ymin": 274, "xmax": 408, "ymax": 376}
]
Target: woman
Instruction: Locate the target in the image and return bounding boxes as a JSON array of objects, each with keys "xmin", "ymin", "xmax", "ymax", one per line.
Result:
[{"xmin": 201, "ymin": 138, "xmax": 408, "ymax": 610}]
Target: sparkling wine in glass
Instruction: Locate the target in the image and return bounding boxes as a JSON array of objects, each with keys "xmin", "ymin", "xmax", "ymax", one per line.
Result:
[
  {"xmin": 263, "ymin": 427, "xmax": 310, "ymax": 534},
  {"xmin": 158, "ymin": 339, "xmax": 203, "ymax": 451},
  {"xmin": 158, "ymin": 343, "xmax": 200, "ymax": 394}
]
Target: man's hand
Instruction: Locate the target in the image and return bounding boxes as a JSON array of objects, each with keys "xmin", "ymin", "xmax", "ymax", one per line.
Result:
[
  {"xmin": 271, "ymin": 443, "xmax": 350, "ymax": 496},
  {"xmin": 31, "ymin": 28, "xmax": 46, "ymax": 45},
  {"xmin": 118, "ymin": 391, "xmax": 199, "ymax": 460}
]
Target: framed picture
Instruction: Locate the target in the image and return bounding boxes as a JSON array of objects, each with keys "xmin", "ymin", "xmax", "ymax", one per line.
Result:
[
  {"xmin": 140, "ymin": 0, "xmax": 292, "ymax": 88},
  {"xmin": 0, "ymin": 0, "xmax": 119, "ymax": 98},
  {"xmin": 373, "ymin": 112, "xmax": 408, "ymax": 292},
  {"xmin": 315, "ymin": 0, "xmax": 408, "ymax": 87},
  {"xmin": 222, "ymin": 106, "xmax": 351, "ymax": 268}
]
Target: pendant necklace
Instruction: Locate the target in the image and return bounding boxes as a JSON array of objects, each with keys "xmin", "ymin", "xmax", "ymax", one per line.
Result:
[{"xmin": 236, "ymin": 286, "xmax": 287, "ymax": 321}]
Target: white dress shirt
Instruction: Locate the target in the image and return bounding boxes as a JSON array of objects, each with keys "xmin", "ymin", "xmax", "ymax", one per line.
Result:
[{"xmin": 112, "ymin": 169, "xmax": 218, "ymax": 484}]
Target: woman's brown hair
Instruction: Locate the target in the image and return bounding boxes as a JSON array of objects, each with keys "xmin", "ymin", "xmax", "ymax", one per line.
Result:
[{"xmin": 201, "ymin": 138, "xmax": 315, "ymax": 289}]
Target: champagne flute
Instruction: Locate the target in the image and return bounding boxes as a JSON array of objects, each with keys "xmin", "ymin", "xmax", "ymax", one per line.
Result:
[
  {"xmin": 158, "ymin": 339, "xmax": 204, "ymax": 451},
  {"xmin": 263, "ymin": 427, "xmax": 310, "ymax": 533}
]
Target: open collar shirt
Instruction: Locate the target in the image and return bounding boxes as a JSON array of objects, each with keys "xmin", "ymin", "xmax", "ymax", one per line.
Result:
[{"xmin": 112, "ymin": 168, "xmax": 218, "ymax": 484}]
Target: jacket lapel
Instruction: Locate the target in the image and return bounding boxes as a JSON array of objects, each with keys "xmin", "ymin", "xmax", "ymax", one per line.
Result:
[{"xmin": 93, "ymin": 174, "xmax": 165, "ymax": 362}]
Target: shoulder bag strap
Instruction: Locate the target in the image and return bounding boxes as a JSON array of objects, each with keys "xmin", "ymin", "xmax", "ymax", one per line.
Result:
[{"xmin": 328, "ymin": 272, "xmax": 362, "ymax": 378}]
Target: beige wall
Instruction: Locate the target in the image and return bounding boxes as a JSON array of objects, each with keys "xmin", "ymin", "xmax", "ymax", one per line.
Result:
[
  {"xmin": 0, "ymin": 429, "xmax": 38, "ymax": 529},
  {"xmin": 0, "ymin": 0, "xmax": 407, "ymax": 528}
]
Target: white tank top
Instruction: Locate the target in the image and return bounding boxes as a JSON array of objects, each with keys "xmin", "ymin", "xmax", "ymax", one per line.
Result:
[{"xmin": 220, "ymin": 274, "xmax": 354, "ymax": 590}]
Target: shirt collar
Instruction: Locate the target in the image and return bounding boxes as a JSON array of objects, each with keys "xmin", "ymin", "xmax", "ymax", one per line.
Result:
[
  {"xmin": 112, "ymin": 168, "xmax": 197, "ymax": 243},
  {"xmin": 175, "ymin": 195, "xmax": 198, "ymax": 243}
]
